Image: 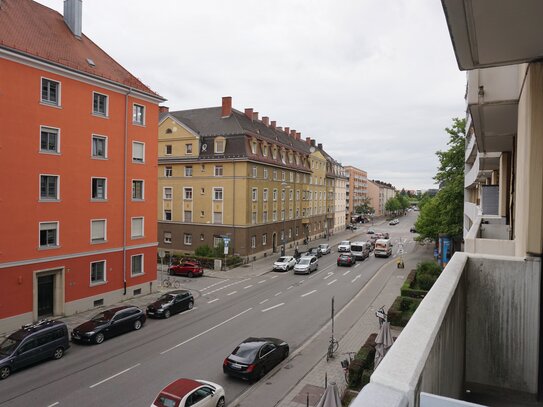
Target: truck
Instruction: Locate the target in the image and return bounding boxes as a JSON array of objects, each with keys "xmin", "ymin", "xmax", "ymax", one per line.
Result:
[{"xmin": 374, "ymin": 238, "xmax": 392, "ymax": 258}]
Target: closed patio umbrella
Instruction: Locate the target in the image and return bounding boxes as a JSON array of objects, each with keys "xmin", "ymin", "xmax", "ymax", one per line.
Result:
[
  {"xmin": 374, "ymin": 321, "xmax": 394, "ymax": 369},
  {"xmin": 315, "ymin": 382, "xmax": 342, "ymax": 407}
]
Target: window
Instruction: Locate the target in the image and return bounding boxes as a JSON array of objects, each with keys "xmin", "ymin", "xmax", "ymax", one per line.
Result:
[
  {"xmin": 281, "ymin": 210, "xmax": 285, "ymax": 221},
  {"xmin": 252, "ymin": 211, "xmax": 257, "ymax": 224},
  {"xmin": 213, "ymin": 188, "xmax": 223, "ymax": 200},
  {"xmin": 262, "ymin": 211, "xmax": 268, "ymax": 223},
  {"xmin": 184, "ymin": 187, "xmax": 193, "ymax": 200},
  {"xmin": 164, "ymin": 210, "xmax": 172, "ymax": 221},
  {"xmin": 262, "ymin": 234, "xmax": 267, "ymax": 245},
  {"xmin": 213, "ymin": 212, "xmax": 223, "ymax": 224},
  {"xmin": 263, "ymin": 168, "xmax": 268, "ymax": 179},
  {"xmin": 185, "ymin": 166, "xmax": 193, "ymax": 177},
  {"xmin": 215, "ymin": 139, "xmax": 225, "ymax": 153},
  {"xmin": 93, "ymin": 92, "xmax": 108, "ymax": 116},
  {"xmin": 164, "ymin": 232, "xmax": 172, "ymax": 244},
  {"xmin": 165, "ymin": 145, "xmax": 172, "ymax": 155},
  {"xmin": 91, "ymin": 178, "xmax": 106, "ymax": 200},
  {"xmin": 184, "ymin": 211, "xmax": 192, "ymax": 222},
  {"xmin": 39, "ymin": 222, "xmax": 58, "ymax": 248},
  {"xmin": 289, "ymin": 189, "xmax": 293, "ymax": 200},
  {"xmin": 133, "ymin": 104, "xmax": 145, "ymax": 125},
  {"xmin": 132, "ymin": 142, "xmax": 145, "ymax": 163},
  {"xmin": 131, "ymin": 254, "xmax": 143, "ymax": 276},
  {"xmin": 200, "ymin": 187, "xmax": 205, "ymax": 194},
  {"xmin": 273, "ymin": 189, "xmax": 277, "ymax": 201},
  {"xmin": 282, "ymin": 171, "xmax": 285, "ymax": 181},
  {"xmin": 164, "ymin": 187, "xmax": 172, "ymax": 200},
  {"xmin": 252, "ymin": 166, "xmax": 257, "ymax": 178},
  {"xmin": 273, "ymin": 170, "xmax": 277, "ymax": 180},
  {"xmin": 263, "ymin": 189, "xmax": 268, "ymax": 201},
  {"xmin": 252, "ymin": 188, "xmax": 258, "ymax": 201},
  {"xmin": 281, "ymin": 189, "xmax": 285, "ymax": 201},
  {"xmin": 40, "ymin": 126, "xmax": 59, "ymax": 153},
  {"xmin": 214, "ymin": 165, "xmax": 223, "ymax": 176},
  {"xmin": 186, "ymin": 144, "xmax": 193, "ymax": 154},
  {"xmin": 213, "ymin": 236, "xmax": 222, "ymax": 248},
  {"xmin": 40, "ymin": 175, "xmax": 59, "ymax": 200},
  {"xmin": 184, "ymin": 234, "xmax": 192, "ymax": 245},
  {"xmin": 41, "ymin": 78, "xmax": 60, "ymax": 105},
  {"xmin": 200, "ymin": 234, "xmax": 205, "ymax": 241},
  {"xmin": 200, "ymin": 210, "xmax": 205, "ymax": 217},
  {"xmin": 131, "ymin": 217, "xmax": 144, "ymax": 238},
  {"xmin": 290, "ymin": 172, "xmax": 294, "ymax": 182},
  {"xmin": 90, "ymin": 260, "xmax": 106, "ymax": 284},
  {"xmin": 251, "ymin": 141, "xmax": 257, "ymax": 154},
  {"xmin": 92, "ymin": 135, "xmax": 107, "ymax": 158},
  {"xmin": 165, "ymin": 166, "xmax": 172, "ymax": 177},
  {"xmin": 91, "ymin": 219, "xmax": 106, "ymax": 243},
  {"xmin": 273, "ymin": 210, "xmax": 277, "ymax": 221},
  {"xmin": 251, "ymin": 235, "xmax": 256, "ymax": 249},
  {"xmin": 132, "ymin": 180, "xmax": 144, "ymax": 200},
  {"xmin": 263, "ymin": 145, "xmax": 268, "ymax": 156}
]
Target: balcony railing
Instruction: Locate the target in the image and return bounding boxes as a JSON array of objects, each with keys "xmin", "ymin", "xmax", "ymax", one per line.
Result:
[{"xmin": 464, "ymin": 214, "xmax": 514, "ymax": 256}]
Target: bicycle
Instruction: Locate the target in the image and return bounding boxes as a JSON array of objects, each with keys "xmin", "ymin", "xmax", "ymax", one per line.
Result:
[
  {"xmin": 161, "ymin": 276, "xmax": 180, "ymax": 289},
  {"xmin": 341, "ymin": 352, "xmax": 357, "ymax": 384},
  {"xmin": 326, "ymin": 336, "xmax": 339, "ymax": 361}
]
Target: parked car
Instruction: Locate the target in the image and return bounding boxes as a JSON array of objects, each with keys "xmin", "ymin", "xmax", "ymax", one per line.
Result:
[
  {"xmin": 337, "ymin": 253, "xmax": 356, "ymax": 267},
  {"xmin": 410, "ymin": 226, "xmax": 417, "ymax": 233},
  {"xmin": 146, "ymin": 290, "xmax": 194, "ymax": 319},
  {"xmin": 367, "ymin": 228, "xmax": 375, "ymax": 234},
  {"xmin": 169, "ymin": 261, "xmax": 204, "ymax": 278},
  {"xmin": 71, "ymin": 305, "xmax": 146, "ymax": 345},
  {"xmin": 151, "ymin": 378, "xmax": 225, "ymax": 407},
  {"xmin": 273, "ymin": 256, "xmax": 297, "ymax": 272},
  {"xmin": 294, "ymin": 256, "xmax": 319, "ymax": 274},
  {"xmin": 307, "ymin": 247, "xmax": 323, "ymax": 258},
  {"xmin": 346, "ymin": 223, "xmax": 357, "ymax": 230},
  {"xmin": 223, "ymin": 337, "xmax": 289, "ymax": 382},
  {"xmin": 318, "ymin": 243, "xmax": 331, "ymax": 255},
  {"xmin": 374, "ymin": 239, "xmax": 393, "ymax": 258},
  {"xmin": 337, "ymin": 240, "xmax": 351, "ymax": 252},
  {"xmin": 389, "ymin": 219, "xmax": 399, "ymax": 225},
  {"xmin": 0, "ymin": 320, "xmax": 69, "ymax": 380}
]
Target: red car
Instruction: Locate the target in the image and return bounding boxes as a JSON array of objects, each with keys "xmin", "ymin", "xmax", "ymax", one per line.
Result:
[
  {"xmin": 337, "ymin": 253, "xmax": 356, "ymax": 267},
  {"xmin": 168, "ymin": 262, "xmax": 204, "ymax": 278}
]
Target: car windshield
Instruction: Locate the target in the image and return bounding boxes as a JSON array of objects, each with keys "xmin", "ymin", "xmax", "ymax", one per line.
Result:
[
  {"xmin": 351, "ymin": 245, "xmax": 362, "ymax": 251},
  {"xmin": 0, "ymin": 337, "xmax": 20, "ymax": 355},
  {"xmin": 158, "ymin": 294, "xmax": 175, "ymax": 302},
  {"xmin": 232, "ymin": 343, "xmax": 260, "ymax": 362},
  {"xmin": 298, "ymin": 258, "xmax": 310, "ymax": 265},
  {"xmin": 155, "ymin": 395, "xmax": 178, "ymax": 407},
  {"xmin": 340, "ymin": 241, "xmax": 349, "ymax": 245},
  {"xmin": 276, "ymin": 257, "xmax": 288, "ymax": 263},
  {"xmin": 91, "ymin": 310, "xmax": 114, "ymax": 322}
]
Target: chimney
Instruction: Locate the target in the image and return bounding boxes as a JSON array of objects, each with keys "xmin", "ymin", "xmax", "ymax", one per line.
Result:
[
  {"xmin": 245, "ymin": 108, "xmax": 253, "ymax": 121},
  {"xmin": 306, "ymin": 137, "xmax": 311, "ymax": 144},
  {"xmin": 310, "ymin": 139, "xmax": 316, "ymax": 147},
  {"xmin": 277, "ymin": 126, "xmax": 283, "ymax": 131},
  {"xmin": 318, "ymin": 143, "xmax": 323, "ymax": 149},
  {"xmin": 252, "ymin": 112, "xmax": 259, "ymax": 121},
  {"xmin": 290, "ymin": 130, "xmax": 296, "ymax": 138},
  {"xmin": 262, "ymin": 116, "xmax": 269, "ymax": 126},
  {"xmin": 284, "ymin": 127, "xmax": 290, "ymax": 135},
  {"xmin": 159, "ymin": 106, "xmax": 169, "ymax": 114},
  {"xmin": 221, "ymin": 96, "xmax": 232, "ymax": 118},
  {"xmin": 271, "ymin": 120, "xmax": 276, "ymax": 129},
  {"xmin": 296, "ymin": 132, "xmax": 301, "ymax": 140},
  {"xmin": 64, "ymin": 0, "xmax": 82, "ymax": 38}
]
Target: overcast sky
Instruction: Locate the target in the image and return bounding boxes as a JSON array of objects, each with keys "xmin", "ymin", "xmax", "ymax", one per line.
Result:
[{"xmin": 38, "ymin": 0, "xmax": 466, "ymax": 191}]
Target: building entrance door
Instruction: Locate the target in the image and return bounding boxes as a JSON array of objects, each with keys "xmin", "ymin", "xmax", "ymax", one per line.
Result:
[{"xmin": 37, "ymin": 274, "xmax": 55, "ymax": 317}]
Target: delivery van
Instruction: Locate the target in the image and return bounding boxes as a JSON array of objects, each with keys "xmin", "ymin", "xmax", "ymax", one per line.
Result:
[{"xmin": 374, "ymin": 239, "xmax": 392, "ymax": 258}]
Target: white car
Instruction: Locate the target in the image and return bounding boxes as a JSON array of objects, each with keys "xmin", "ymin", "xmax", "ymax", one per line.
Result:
[
  {"xmin": 337, "ymin": 240, "xmax": 351, "ymax": 252},
  {"xmin": 151, "ymin": 378, "xmax": 225, "ymax": 407},
  {"xmin": 294, "ymin": 256, "xmax": 319, "ymax": 274},
  {"xmin": 273, "ymin": 256, "xmax": 296, "ymax": 272}
]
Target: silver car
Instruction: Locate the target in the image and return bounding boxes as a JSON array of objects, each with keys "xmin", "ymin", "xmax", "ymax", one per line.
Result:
[
  {"xmin": 294, "ymin": 256, "xmax": 318, "ymax": 274},
  {"xmin": 273, "ymin": 256, "xmax": 296, "ymax": 272},
  {"xmin": 318, "ymin": 243, "xmax": 331, "ymax": 255}
]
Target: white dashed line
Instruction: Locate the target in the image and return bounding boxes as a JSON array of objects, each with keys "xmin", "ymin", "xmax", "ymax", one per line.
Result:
[
  {"xmin": 243, "ymin": 285, "xmax": 253, "ymax": 289},
  {"xmin": 90, "ymin": 364, "xmax": 140, "ymax": 388},
  {"xmin": 260, "ymin": 299, "xmax": 269, "ymax": 304},
  {"xmin": 287, "ymin": 285, "xmax": 294, "ymax": 290},
  {"xmin": 275, "ymin": 291, "xmax": 282, "ymax": 296},
  {"xmin": 258, "ymin": 280, "xmax": 266, "ymax": 284},
  {"xmin": 327, "ymin": 279, "xmax": 337, "ymax": 286},
  {"xmin": 354, "ymin": 263, "xmax": 361, "ymax": 268},
  {"xmin": 271, "ymin": 275, "xmax": 278, "ymax": 279},
  {"xmin": 262, "ymin": 303, "xmax": 284, "ymax": 312},
  {"xmin": 201, "ymin": 280, "xmax": 227, "ymax": 291},
  {"xmin": 352, "ymin": 275, "xmax": 362, "ymax": 283},
  {"xmin": 299, "ymin": 279, "xmax": 305, "ymax": 283},
  {"xmin": 301, "ymin": 290, "xmax": 317, "ymax": 297},
  {"xmin": 227, "ymin": 291, "xmax": 237, "ymax": 296},
  {"xmin": 343, "ymin": 270, "xmax": 352, "ymax": 276},
  {"xmin": 323, "ymin": 272, "xmax": 334, "ymax": 280},
  {"xmin": 207, "ymin": 299, "xmax": 219, "ymax": 304},
  {"xmin": 47, "ymin": 403, "xmax": 59, "ymax": 407}
]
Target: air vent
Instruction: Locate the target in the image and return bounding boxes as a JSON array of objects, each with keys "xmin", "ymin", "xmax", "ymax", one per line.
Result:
[
  {"xmin": 93, "ymin": 299, "xmax": 104, "ymax": 307},
  {"xmin": 86, "ymin": 58, "xmax": 95, "ymax": 67},
  {"xmin": 133, "ymin": 288, "xmax": 142, "ymax": 296}
]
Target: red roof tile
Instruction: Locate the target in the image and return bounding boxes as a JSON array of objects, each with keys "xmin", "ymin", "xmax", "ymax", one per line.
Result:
[{"xmin": 0, "ymin": 0, "xmax": 163, "ymax": 99}]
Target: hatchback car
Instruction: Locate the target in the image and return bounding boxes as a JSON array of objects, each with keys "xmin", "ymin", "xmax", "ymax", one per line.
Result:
[
  {"xmin": 318, "ymin": 243, "xmax": 331, "ymax": 255},
  {"xmin": 151, "ymin": 378, "xmax": 225, "ymax": 407},
  {"xmin": 389, "ymin": 219, "xmax": 399, "ymax": 225},
  {"xmin": 0, "ymin": 320, "xmax": 69, "ymax": 380},
  {"xmin": 169, "ymin": 262, "xmax": 204, "ymax": 278},
  {"xmin": 307, "ymin": 247, "xmax": 323, "ymax": 258},
  {"xmin": 367, "ymin": 228, "xmax": 375, "ymax": 234},
  {"xmin": 273, "ymin": 256, "xmax": 296, "ymax": 272},
  {"xmin": 71, "ymin": 305, "xmax": 146, "ymax": 345},
  {"xmin": 146, "ymin": 290, "xmax": 194, "ymax": 319},
  {"xmin": 337, "ymin": 253, "xmax": 356, "ymax": 267},
  {"xmin": 223, "ymin": 337, "xmax": 289, "ymax": 382},
  {"xmin": 294, "ymin": 256, "xmax": 318, "ymax": 274},
  {"xmin": 410, "ymin": 226, "xmax": 417, "ymax": 233}
]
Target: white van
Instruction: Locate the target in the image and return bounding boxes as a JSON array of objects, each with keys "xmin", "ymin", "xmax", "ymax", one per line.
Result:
[
  {"xmin": 350, "ymin": 241, "xmax": 370, "ymax": 260},
  {"xmin": 374, "ymin": 239, "xmax": 392, "ymax": 258}
]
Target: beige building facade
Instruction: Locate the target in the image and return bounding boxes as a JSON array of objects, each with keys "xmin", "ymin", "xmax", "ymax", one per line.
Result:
[{"xmin": 344, "ymin": 165, "xmax": 368, "ymax": 218}]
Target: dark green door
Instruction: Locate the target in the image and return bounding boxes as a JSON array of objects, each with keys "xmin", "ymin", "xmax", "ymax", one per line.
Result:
[{"xmin": 37, "ymin": 275, "xmax": 54, "ymax": 317}]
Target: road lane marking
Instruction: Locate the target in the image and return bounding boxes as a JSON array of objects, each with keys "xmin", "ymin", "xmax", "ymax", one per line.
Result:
[
  {"xmin": 299, "ymin": 279, "xmax": 305, "ymax": 283},
  {"xmin": 206, "ymin": 279, "xmax": 251, "ymax": 295},
  {"xmin": 287, "ymin": 285, "xmax": 294, "ymax": 290},
  {"xmin": 260, "ymin": 299, "xmax": 269, "ymax": 304},
  {"xmin": 160, "ymin": 308, "xmax": 253, "ymax": 354},
  {"xmin": 323, "ymin": 272, "xmax": 334, "ymax": 280},
  {"xmin": 243, "ymin": 285, "xmax": 253, "ymax": 289},
  {"xmin": 354, "ymin": 263, "xmax": 360, "ymax": 268},
  {"xmin": 207, "ymin": 299, "xmax": 219, "ymax": 304},
  {"xmin": 201, "ymin": 280, "xmax": 227, "ymax": 291},
  {"xmin": 275, "ymin": 291, "xmax": 282, "ymax": 296},
  {"xmin": 271, "ymin": 275, "xmax": 278, "ymax": 279},
  {"xmin": 352, "ymin": 275, "xmax": 362, "ymax": 283},
  {"xmin": 343, "ymin": 270, "xmax": 352, "ymax": 276},
  {"xmin": 47, "ymin": 403, "xmax": 59, "ymax": 407},
  {"xmin": 301, "ymin": 290, "xmax": 317, "ymax": 297},
  {"xmin": 258, "ymin": 280, "xmax": 266, "ymax": 284},
  {"xmin": 327, "ymin": 279, "xmax": 337, "ymax": 286},
  {"xmin": 227, "ymin": 291, "xmax": 237, "ymax": 296},
  {"xmin": 90, "ymin": 364, "xmax": 140, "ymax": 388},
  {"xmin": 262, "ymin": 303, "xmax": 284, "ymax": 312}
]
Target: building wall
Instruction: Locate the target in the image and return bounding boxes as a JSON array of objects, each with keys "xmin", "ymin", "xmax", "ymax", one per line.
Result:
[
  {"xmin": 344, "ymin": 166, "xmax": 368, "ymax": 216},
  {"xmin": 0, "ymin": 56, "xmax": 159, "ymax": 328},
  {"xmin": 367, "ymin": 180, "xmax": 381, "ymax": 216}
]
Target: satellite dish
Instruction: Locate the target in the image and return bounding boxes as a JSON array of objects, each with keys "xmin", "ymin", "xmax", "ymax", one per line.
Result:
[{"xmin": 309, "ymin": 146, "xmax": 316, "ymax": 153}]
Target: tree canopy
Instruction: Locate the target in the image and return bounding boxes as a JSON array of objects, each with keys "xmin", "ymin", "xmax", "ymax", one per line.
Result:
[{"xmin": 355, "ymin": 196, "xmax": 374, "ymax": 214}]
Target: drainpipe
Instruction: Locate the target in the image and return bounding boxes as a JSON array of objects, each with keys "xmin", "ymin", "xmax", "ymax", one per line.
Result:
[{"xmin": 123, "ymin": 88, "xmax": 133, "ymax": 295}]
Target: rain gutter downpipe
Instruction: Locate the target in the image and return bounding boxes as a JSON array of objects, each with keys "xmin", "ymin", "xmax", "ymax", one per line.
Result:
[{"xmin": 123, "ymin": 88, "xmax": 133, "ymax": 295}]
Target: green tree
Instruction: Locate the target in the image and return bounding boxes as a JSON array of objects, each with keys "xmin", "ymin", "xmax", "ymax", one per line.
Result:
[
  {"xmin": 385, "ymin": 197, "xmax": 401, "ymax": 215},
  {"xmin": 415, "ymin": 118, "xmax": 466, "ymax": 241},
  {"xmin": 397, "ymin": 194, "xmax": 410, "ymax": 212},
  {"xmin": 355, "ymin": 196, "xmax": 374, "ymax": 215}
]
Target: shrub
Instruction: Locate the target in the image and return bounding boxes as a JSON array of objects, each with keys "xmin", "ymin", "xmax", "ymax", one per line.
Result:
[
  {"xmin": 401, "ymin": 287, "xmax": 427, "ymax": 298},
  {"xmin": 195, "ymin": 245, "xmax": 213, "ymax": 257},
  {"xmin": 361, "ymin": 369, "xmax": 373, "ymax": 387},
  {"xmin": 363, "ymin": 333, "xmax": 377, "ymax": 349},
  {"xmin": 348, "ymin": 359, "xmax": 365, "ymax": 388},
  {"xmin": 416, "ymin": 261, "xmax": 441, "ymax": 277},
  {"xmin": 400, "ymin": 297, "xmax": 411, "ymax": 311},
  {"xmin": 417, "ymin": 273, "xmax": 437, "ymax": 291},
  {"xmin": 405, "ymin": 269, "xmax": 417, "ymax": 288}
]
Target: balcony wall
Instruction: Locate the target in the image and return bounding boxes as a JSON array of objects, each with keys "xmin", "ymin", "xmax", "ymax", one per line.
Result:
[
  {"xmin": 464, "ymin": 215, "xmax": 515, "ymax": 256},
  {"xmin": 464, "ymin": 153, "xmax": 480, "ymax": 188}
]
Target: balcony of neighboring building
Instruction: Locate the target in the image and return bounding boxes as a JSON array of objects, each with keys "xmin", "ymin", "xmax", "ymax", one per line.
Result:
[
  {"xmin": 465, "ymin": 150, "xmax": 500, "ymax": 189},
  {"xmin": 351, "ymin": 251, "xmax": 540, "ymax": 406}
]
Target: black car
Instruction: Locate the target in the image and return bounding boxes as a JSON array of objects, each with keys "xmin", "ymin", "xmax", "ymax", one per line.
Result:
[
  {"xmin": 146, "ymin": 290, "xmax": 194, "ymax": 319},
  {"xmin": 71, "ymin": 305, "xmax": 146, "ymax": 345},
  {"xmin": 223, "ymin": 337, "xmax": 289, "ymax": 382},
  {"xmin": 307, "ymin": 247, "xmax": 323, "ymax": 258}
]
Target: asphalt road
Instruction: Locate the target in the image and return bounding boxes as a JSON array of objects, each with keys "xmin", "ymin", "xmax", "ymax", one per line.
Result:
[{"xmin": 0, "ymin": 214, "xmax": 418, "ymax": 407}]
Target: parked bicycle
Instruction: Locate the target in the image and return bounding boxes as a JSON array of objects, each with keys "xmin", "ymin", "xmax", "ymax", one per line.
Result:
[
  {"xmin": 161, "ymin": 276, "xmax": 180, "ymax": 289},
  {"xmin": 341, "ymin": 351, "xmax": 357, "ymax": 384},
  {"xmin": 326, "ymin": 336, "xmax": 339, "ymax": 361}
]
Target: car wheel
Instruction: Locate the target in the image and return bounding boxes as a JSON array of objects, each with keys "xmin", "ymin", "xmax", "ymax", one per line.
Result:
[
  {"xmin": 133, "ymin": 319, "xmax": 143, "ymax": 330},
  {"xmin": 53, "ymin": 347, "xmax": 64, "ymax": 360},
  {"xmin": 94, "ymin": 333, "xmax": 105, "ymax": 344},
  {"xmin": 0, "ymin": 366, "xmax": 10, "ymax": 380},
  {"xmin": 188, "ymin": 271, "xmax": 194, "ymax": 278},
  {"xmin": 163, "ymin": 309, "xmax": 171, "ymax": 319},
  {"xmin": 216, "ymin": 396, "xmax": 226, "ymax": 407},
  {"xmin": 169, "ymin": 269, "xmax": 174, "ymax": 276},
  {"xmin": 187, "ymin": 301, "xmax": 194, "ymax": 310}
]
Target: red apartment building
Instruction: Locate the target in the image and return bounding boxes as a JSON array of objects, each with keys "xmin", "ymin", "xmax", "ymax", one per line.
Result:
[{"xmin": 0, "ymin": 0, "xmax": 164, "ymax": 332}]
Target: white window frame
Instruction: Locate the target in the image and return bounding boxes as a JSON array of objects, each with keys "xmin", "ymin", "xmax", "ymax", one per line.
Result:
[
  {"xmin": 185, "ymin": 143, "xmax": 193, "ymax": 155},
  {"xmin": 90, "ymin": 260, "xmax": 107, "ymax": 285},
  {"xmin": 214, "ymin": 165, "xmax": 223, "ymax": 177},
  {"xmin": 184, "ymin": 187, "xmax": 193, "ymax": 200},
  {"xmin": 263, "ymin": 168, "xmax": 268, "ymax": 179},
  {"xmin": 164, "ymin": 209, "xmax": 172, "ymax": 221},
  {"xmin": 40, "ymin": 126, "xmax": 60, "ymax": 154},
  {"xmin": 262, "ymin": 234, "xmax": 267, "ymax": 245},
  {"xmin": 252, "ymin": 188, "xmax": 258, "ymax": 202},
  {"xmin": 39, "ymin": 221, "xmax": 59, "ymax": 248},
  {"xmin": 251, "ymin": 235, "xmax": 256, "ymax": 249},
  {"xmin": 184, "ymin": 210, "xmax": 192, "ymax": 223},
  {"xmin": 131, "ymin": 217, "xmax": 144, "ymax": 238},
  {"xmin": 263, "ymin": 188, "xmax": 268, "ymax": 201},
  {"xmin": 92, "ymin": 134, "xmax": 108, "ymax": 159},
  {"xmin": 90, "ymin": 219, "xmax": 107, "ymax": 243},
  {"xmin": 184, "ymin": 233, "xmax": 192, "ymax": 245},
  {"xmin": 252, "ymin": 211, "xmax": 257, "ymax": 225},
  {"xmin": 213, "ymin": 187, "xmax": 223, "ymax": 201},
  {"xmin": 39, "ymin": 174, "xmax": 59, "ymax": 201},
  {"xmin": 165, "ymin": 166, "xmax": 173, "ymax": 177},
  {"xmin": 91, "ymin": 177, "xmax": 107, "ymax": 200},
  {"xmin": 92, "ymin": 91, "xmax": 108, "ymax": 117},
  {"xmin": 132, "ymin": 141, "xmax": 145, "ymax": 163},
  {"xmin": 252, "ymin": 166, "xmax": 257, "ymax": 178},
  {"xmin": 215, "ymin": 139, "xmax": 225, "ymax": 154},
  {"xmin": 130, "ymin": 254, "xmax": 144, "ymax": 276},
  {"xmin": 163, "ymin": 187, "xmax": 173, "ymax": 200},
  {"xmin": 165, "ymin": 144, "xmax": 172, "ymax": 155},
  {"xmin": 185, "ymin": 166, "xmax": 193, "ymax": 177},
  {"xmin": 133, "ymin": 104, "xmax": 145, "ymax": 125},
  {"xmin": 273, "ymin": 189, "xmax": 277, "ymax": 201},
  {"xmin": 41, "ymin": 77, "xmax": 61, "ymax": 106},
  {"xmin": 132, "ymin": 180, "xmax": 144, "ymax": 200},
  {"xmin": 164, "ymin": 232, "xmax": 172, "ymax": 244}
]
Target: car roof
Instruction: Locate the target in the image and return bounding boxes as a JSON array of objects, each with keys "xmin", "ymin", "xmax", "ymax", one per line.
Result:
[
  {"xmin": 10, "ymin": 320, "xmax": 66, "ymax": 340},
  {"xmin": 165, "ymin": 289, "xmax": 191, "ymax": 296},
  {"xmin": 161, "ymin": 378, "xmax": 203, "ymax": 398}
]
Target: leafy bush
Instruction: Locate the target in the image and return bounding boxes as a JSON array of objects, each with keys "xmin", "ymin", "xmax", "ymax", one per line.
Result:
[
  {"xmin": 417, "ymin": 273, "xmax": 437, "ymax": 291},
  {"xmin": 388, "ymin": 296, "xmax": 422, "ymax": 327},
  {"xmin": 416, "ymin": 261, "xmax": 441, "ymax": 277},
  {"xmin": 401, "ymin": 287, "xmax": 427, "ymax": 299},
  {"xmin": 195, "ymin": 245, "xmax": 213, "ymax": 257},
  {"xmin": 361, "ymin": 369, "xmax": 373, "ymax": 387}
]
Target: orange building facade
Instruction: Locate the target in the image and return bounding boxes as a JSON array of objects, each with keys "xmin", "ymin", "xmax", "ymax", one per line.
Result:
[{"xmin": 0, "ymin": 0, "xmax": 164, "ymax": 332}]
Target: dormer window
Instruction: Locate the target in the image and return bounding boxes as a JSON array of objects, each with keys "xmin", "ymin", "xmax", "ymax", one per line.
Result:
[
  {"xmin": 263, "ymin": 145, "xmax": 268, "ymax": 157},
  {"xmin": 272, "ymin": 147, "xmax": 277, "ymax": 160},
  {"xmin": 215, "ymin": 138, "xmax": 225, "ymax": 154},
  {"xmin": 251, "ymin": 141, "xmax": 257, "ymax": 154}
]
